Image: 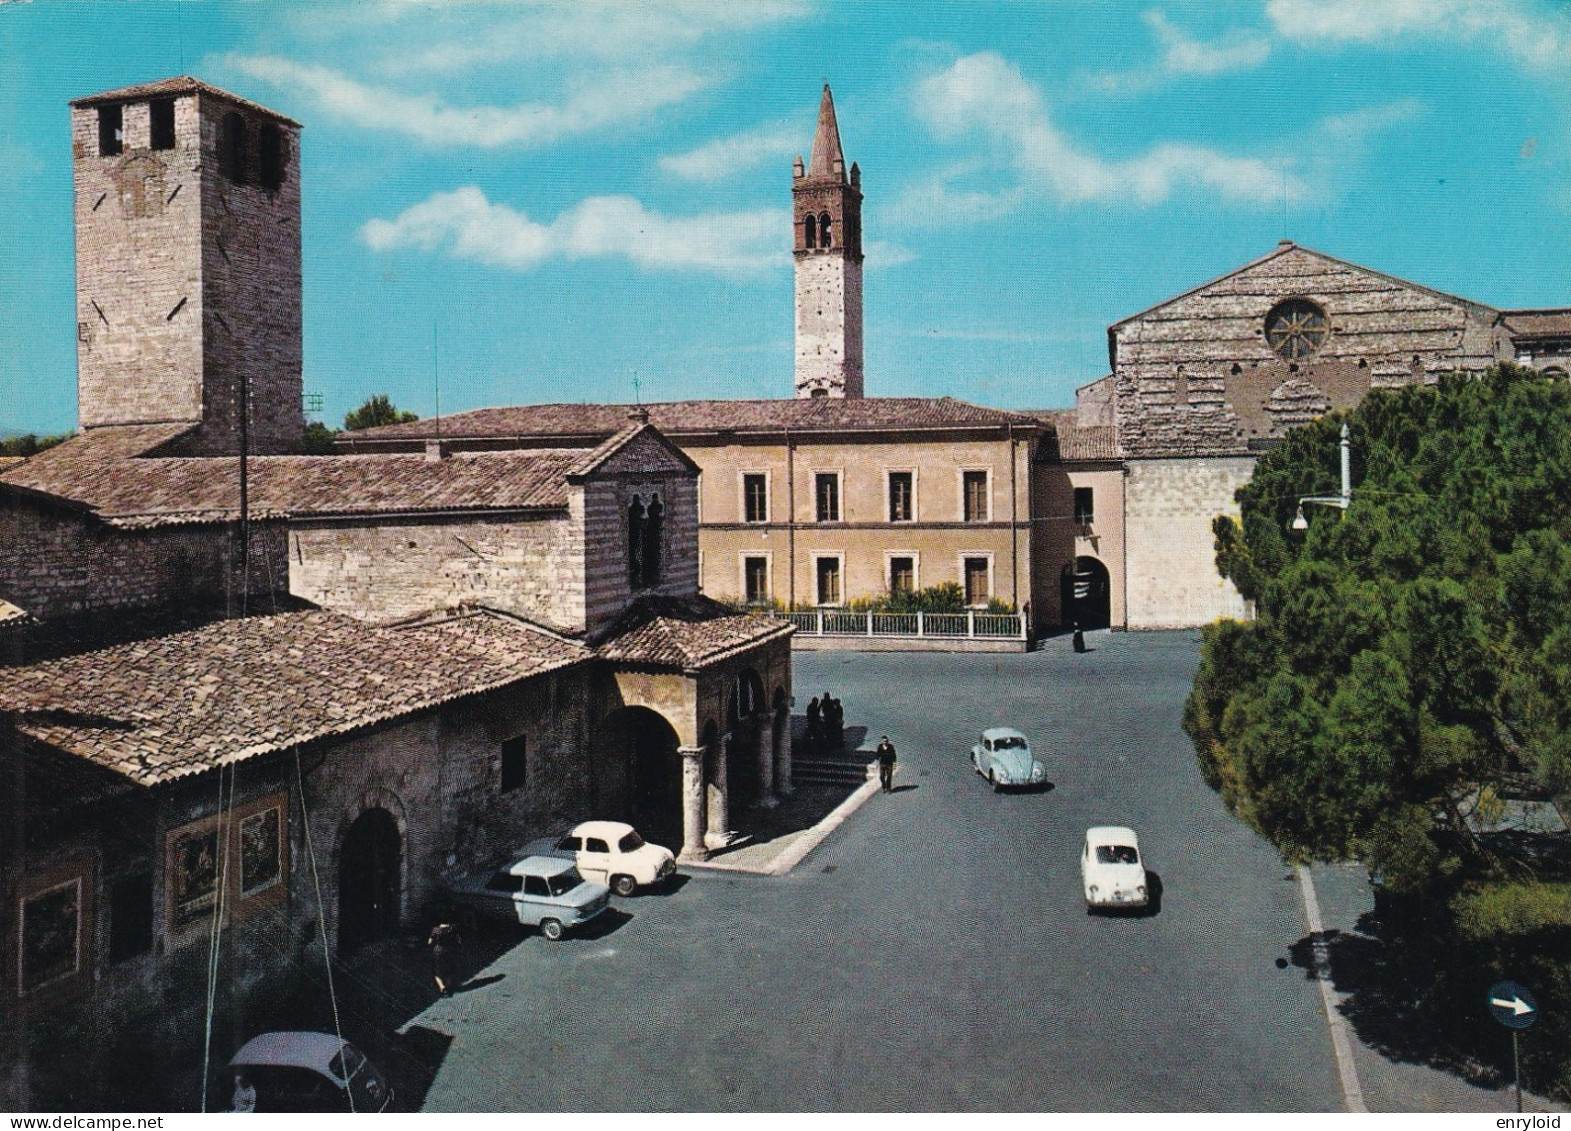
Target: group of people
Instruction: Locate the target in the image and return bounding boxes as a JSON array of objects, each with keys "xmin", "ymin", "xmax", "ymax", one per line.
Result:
[{"xmin": 804, "ymin": 691, "xmax": 844, "ymax": 753}]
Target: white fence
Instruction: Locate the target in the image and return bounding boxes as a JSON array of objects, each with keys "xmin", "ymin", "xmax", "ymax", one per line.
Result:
[{"xmin": 775, "ymin": 609, "xmax": 1027, "ymax": 641}]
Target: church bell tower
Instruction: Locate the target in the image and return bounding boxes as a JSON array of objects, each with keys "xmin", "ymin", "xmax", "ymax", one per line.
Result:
[{"xmin": 793, "ymin": 85, "xmax": 863, "ymax": 399}]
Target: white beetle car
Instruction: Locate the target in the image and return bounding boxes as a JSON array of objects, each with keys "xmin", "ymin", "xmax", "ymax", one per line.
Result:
[{"xmin": 1081, "ymin": 826, "xmax": 1149, "ymax": 912}]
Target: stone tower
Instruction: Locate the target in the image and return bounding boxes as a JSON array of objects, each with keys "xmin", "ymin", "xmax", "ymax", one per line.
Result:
[
  {"xmin": 793, "ymin": 85, "xmax": 864, "ymax": 399},
  {"xmin": 71, "ymin": 77, "xmax": 303, "ymax": 454}
]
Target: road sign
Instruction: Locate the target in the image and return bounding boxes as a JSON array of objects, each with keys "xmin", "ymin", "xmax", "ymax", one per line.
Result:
[{"xmin": 1488, "ymin": 981, "xmax": 1538, "ymax": 1030}]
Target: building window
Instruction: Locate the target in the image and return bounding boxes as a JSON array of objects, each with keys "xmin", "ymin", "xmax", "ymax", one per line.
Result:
[
  {"xmin": 259, "ymin": 122, "xmax": 284, "ymax": 191},
  {"xmin": 1265, "ymin": 298, "xmax": 1329, "ymax": 360},
  {"xmin": 149, "ymin": 98, "xmax": 176, "ymax": 151},
  {"xmin": 964, "ymin": 557, "xmax": 991, "ymax": 606},
  {"xmin": 643, "ymin": 496, "xmax": 663, "ymax": 586},
  {"xmin": 1074, "ymin": 487, "xmax": 1095, "ymax": 527},
  {"xmin": 628, "ymin": 497, "xmax": 646, "ymax": 587},
  {"xmin": 963, "ymin": 470, "xmax": 989, "ymax": 523},
  {"xmin": 816, "ymin": 473, "xmax": 840, "ymax": 522},
  {"xmin": 744, "ymin": 556, "xmax": 770, "ymax": 606},
  {"xmin": 820, "ymin": 212, "xmax": 833, "ymax": 247},
  {"xmin": 804, "ymin": 214, "xmax": 817, "ymax": 249},
  {"xmin": 889, "ymin": 556, "xmax": 915, "ymax": 596},
  {"xmin": 221, "ymin": 111, "xmax": 247, "ymax": 184},
  {"xmin": 108, "ymin": 873, "xmax": 154, "ymax": 964},
  {"xmin": 888, "ymin": 471, "xmax": 914, "ymax": 523},
  {"xmin": 20, "ymin": 877, "xmax": 84, "ymax": 993},
  {"xmin": 629, "ymin": 494, "xmax": 663, "ymax": 589},
  {"xmin": 501, "ymin": 735, "xmax": 527, "ymax": 792},
  {"xmin": 743, "ymin": 473, "xmax": 768, "ymax": 523},
  {"xmin": 98, "ymin": 104, "xmax": 123, "ymax": 157},
  {"xmin": 816, "ymin": 557, "xmax": 842, "ymax": 605}
]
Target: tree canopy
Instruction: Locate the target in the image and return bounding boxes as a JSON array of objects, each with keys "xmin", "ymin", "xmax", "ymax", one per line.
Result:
[
  {"xmin": 342, "ymin": 394, "xmax": 418, "ymax": 431},
  {"xmin": 1185, "ymin": 365, "xmax": 1571, "ymax": 894}
]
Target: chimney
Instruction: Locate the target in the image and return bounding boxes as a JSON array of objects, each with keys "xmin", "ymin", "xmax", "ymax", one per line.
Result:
[
  {"xmin": 425, "ymin": 439, "xmax": 450, "ymax": 462},
  {"xmin": 627, "ymin": 407, "xmax": 650, "ymax": 425}
]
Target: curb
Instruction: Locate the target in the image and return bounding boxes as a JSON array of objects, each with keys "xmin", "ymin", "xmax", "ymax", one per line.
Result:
[{"xmin": 686, "ymin": 775, "xmax": 882, "ymax": 877}]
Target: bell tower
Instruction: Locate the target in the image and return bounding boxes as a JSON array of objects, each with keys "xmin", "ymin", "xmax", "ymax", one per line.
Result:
[
  {"xmin": 793, "ymin": 85, "xmax": 863, "ymax": 399},
  {"xmin": 71, "ymin": 77, "xmax": 304, "ymax": 454}
]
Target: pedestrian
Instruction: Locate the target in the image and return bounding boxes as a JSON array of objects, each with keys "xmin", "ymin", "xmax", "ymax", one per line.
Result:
[
  {"xmin": 875, "ymin": 734, "xmax": 897, "ymax": 793},
  {"xmin": 230, "ymin": 1071, "xmax": 257, "ymax": 1114},
  {"xmin": 806, "ymin": 696, "xmax": 822, "ymax": 751},
  {"xmin": 428, "ymin": 918, "xmax": 462, "ymax": 997},
  {"xmin": 1072, "ymin": 622, "xmax": 1086, "ymax": 653},
  {"xmin": 824, "ymin": 692, "xmax": 842, "ymax": 749}
]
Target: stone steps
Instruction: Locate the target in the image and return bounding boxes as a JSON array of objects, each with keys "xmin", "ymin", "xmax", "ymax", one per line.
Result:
[{"xmin": 791, "ymin": 756, "xmax": 875, "ymax": 786}]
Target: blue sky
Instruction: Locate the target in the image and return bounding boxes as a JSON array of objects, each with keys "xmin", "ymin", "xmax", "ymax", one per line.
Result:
[{"xmin": 2, "ymin": 0, "xmax": 1568, "ymax": 435}]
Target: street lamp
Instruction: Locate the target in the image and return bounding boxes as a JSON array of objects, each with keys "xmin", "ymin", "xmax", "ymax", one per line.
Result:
[{"xmin": 1290, "ymin": 422, "xmax": 1352, "ymax": 531}]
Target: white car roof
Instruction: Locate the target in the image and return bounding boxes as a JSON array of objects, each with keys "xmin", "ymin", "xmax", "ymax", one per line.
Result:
[
  {"xmin": 230, "ymin": 1031, "xmax": 351, "ymax": 1073},
  {"xmin": 507, "ymin": 854, "xmax": 577, "ymax": 877},
  {"xmin": 980, "ymin": 727, "xmax": 1028, "ymax": 742},
  {"xmin": 1085, "ymin": 826, "xmax": 1140, "ymax": 848},
  {"xmin": 570, "ymin": 820, "xmax": 635, "ymax": 839}
]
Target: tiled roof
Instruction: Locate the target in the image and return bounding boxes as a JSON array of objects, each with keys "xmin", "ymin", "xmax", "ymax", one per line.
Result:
[
  {"xmin": 593, "ymin": 595, "xmax": 794, "ymax": 671},
  {"xmin": 1031, "ymin": 411, "xmax": 1121, "ymax": 462},
  {"xmin": 1500, "ymin": 309, "xmax": 1571, "ymax": 338},
  {"xmin": 70, "ymin": 76, "xmax": 301, "ymax": 126},
  {"xmin": 0, "ymin": 429, "xmax": 581, "ymax": 527},
  {"xmin": 339, "ymin": 397, "xmax": 1038, "ymax": 447},
  {"xmin": 0, "ymin": 609, "xmax": 590, "ymax": 785}
]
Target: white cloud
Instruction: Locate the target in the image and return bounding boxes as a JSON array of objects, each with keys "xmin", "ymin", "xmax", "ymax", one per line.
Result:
[
  {"xmin": 1089, "ymin": 10, "xmax": 1271, "ymax": 93},
  {"xmin": 231, "ymin": 55, "xmax": 703, "ymax": 147},
  {"xmin": 362, "ymin": 186, "xmax": 788, "ymax": 276},
  {"xmin": 1266, "ymin": 0, "xmax": 1571, "ymax": 68},
  {"xmin": 660, "ymin": 124, "xmax": 804, "ymax": 182},
  {"xmin": 912, "ymin": 53, "xmax": 1302, "ymax": 209}
]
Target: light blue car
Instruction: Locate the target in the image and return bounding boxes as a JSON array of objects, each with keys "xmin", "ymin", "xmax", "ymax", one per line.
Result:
[{"xmin": 969, "ymin": 726, "xmax": 1048, "ymax": 792}]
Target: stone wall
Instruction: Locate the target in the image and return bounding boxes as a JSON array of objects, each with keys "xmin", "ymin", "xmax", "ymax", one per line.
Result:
[
  {"xmin": 582, "ymin": 472, "xmax": 700, "ymax": 635},
  {"xmin": 1032, "ymin": 463, "xmax": 1125, "ymax": 631},
  {"xmin": 1123, "ymin": 457, "xmax": 1255, "ymax": 629},
  {"xmin": 794, "ymin": 253, "xmax": 864, "ymax": 399}
]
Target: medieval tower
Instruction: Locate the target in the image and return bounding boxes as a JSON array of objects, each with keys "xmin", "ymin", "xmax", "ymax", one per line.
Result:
[
  {"xmin": 71, "ymin": 78, "xmax": 303, "ymax": 454},
  {"xmin": 793, "ymin": 85, "xmax": 864, "ymax": 399}
]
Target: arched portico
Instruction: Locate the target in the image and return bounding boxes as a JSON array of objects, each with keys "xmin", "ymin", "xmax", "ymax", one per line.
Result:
[{"xmin": 592, "ymin": 706, "xmax": 684, "ymax": 850}]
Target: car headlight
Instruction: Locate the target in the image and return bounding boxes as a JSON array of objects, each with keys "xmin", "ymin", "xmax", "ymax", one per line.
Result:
[
  {"xmin": 994, "ymin": 767, "xmax": 1009, "ymax": 783},
  {"xmin": 1136, "ymin": 885, "xmax": 1147, "ymax": 898},
  {"xmin": 1088, "ymin": 884, "xmax": 1099, "ymax": 897}
]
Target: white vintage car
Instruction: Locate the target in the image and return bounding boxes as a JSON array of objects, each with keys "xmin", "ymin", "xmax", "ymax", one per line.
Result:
[
  {"xmin": 523, "ymin": 820, "xmax": 678, "ymax": 896},
  {"xmin": 1080, "ymin": 826, "xmax": 1149, "ymax": 912}
]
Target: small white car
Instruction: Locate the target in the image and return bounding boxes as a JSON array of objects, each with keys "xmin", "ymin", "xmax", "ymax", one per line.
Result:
[
  {"xmin": 523, "ymin": 820, "xmax": 678, "ymax": 897},
  {"xmin": 1081, "ymin": 826, "xmax": 1149, "ymax": 912}
]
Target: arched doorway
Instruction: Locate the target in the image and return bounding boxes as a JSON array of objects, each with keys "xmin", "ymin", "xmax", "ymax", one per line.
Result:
[
  {"xmin": 338, "ymin": 807, "xmax": 401, "ymax": 958},
  {"xmin": 1061, "ymin": 556, "xmax": 1111, "ymax": 631},
  {"xmin": 594, "ymin": 707, "xmax": 683, "ymax": 847},
  {"xmin": 728, "ymin": 669, "xmax": 767, "ymax": 809}
]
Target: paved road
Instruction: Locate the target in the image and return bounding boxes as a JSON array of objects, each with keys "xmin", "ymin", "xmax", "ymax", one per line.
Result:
[{"xmin": 414, "ymin": 632, "xmax": 1345, "ymax": 1111}]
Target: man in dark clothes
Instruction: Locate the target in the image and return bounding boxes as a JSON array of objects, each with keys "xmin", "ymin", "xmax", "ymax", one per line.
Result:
[
  {"xmin": 428, "ymin": 920, "xmax": 462, "ymax": 997},
  {"xmin": 1072, "ymin": 622, "xmax": 1086, "ymax": 653},
  {"xmin": 824, "ymin": 692, "xmax": 843, "ymax": 748},
  {"xmin": 806, "ymin": 696, "xmax": 822, "ymax": 751},
  {"xmin": 876, "ymin": 735, "xmax": 897, "ymax": 793}
]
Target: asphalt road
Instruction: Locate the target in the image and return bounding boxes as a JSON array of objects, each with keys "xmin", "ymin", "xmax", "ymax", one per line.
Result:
[{"xmin": 414, "ymin": 631, "xmax": 1345, "ymax": 1111}]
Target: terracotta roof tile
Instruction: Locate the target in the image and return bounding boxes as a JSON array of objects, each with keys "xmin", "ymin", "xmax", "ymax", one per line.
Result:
[
  {"xmin": 593, "ymin": 595, "xmax": 793, "ymax": 671},
  {"xmin": 70, "ymin": 76, "xmax": 301, "ymax": 126},
  {"xmin": 1029, "ymin": 411, "xmax": 1121, "ymax": 462},
  {"xmin": 1500, "ymin": 309, "xmax": 1571, "ymax": 339},
  {"xmin": 0, "ymin": 609, "xmax": 590, "ymax": 785}
]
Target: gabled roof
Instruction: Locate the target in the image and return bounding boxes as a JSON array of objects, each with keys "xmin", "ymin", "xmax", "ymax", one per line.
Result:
[
  {"xmin": 1498, "ymin": 309, "xmax": 1571, "ymax": 339},
  {"xmin": 70, "ymin": 75, "xmax": 301, "ymax": 127},
  {"xmin": 567, "ymin": 421, "xmax": 701, "ymax": 481},
  {"xmin": 593, "ymin": 595, "xmax": 794, "ymax": 672},
  {"xmin": 1108, "ymin": 241, "xmax": 1499, "ymax": 334},
  {"xmin": 0, "ymin": 608, "xmax": 590, "ymax": 785}
]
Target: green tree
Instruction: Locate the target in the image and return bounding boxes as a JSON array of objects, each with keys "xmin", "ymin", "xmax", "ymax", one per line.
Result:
[
  {"xmin": 300, "ymin": 421, "xmax": 339, "ymax": 454},
  {"xmin": 343, "ymin": 394, "xmax": 418, "ymax": 431},
  {"xmin": 0, "ymin": 432, "xmax": 70, "ymax": 457},
  {"xmin": 1186, "ymin": 365, "xmax": 1571, "ymax": 895}
]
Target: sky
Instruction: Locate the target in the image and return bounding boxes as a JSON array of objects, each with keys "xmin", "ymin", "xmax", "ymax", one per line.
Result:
[{"xmin": 1, "ymin": 0, "xmax": 1568, "ymax": 436}]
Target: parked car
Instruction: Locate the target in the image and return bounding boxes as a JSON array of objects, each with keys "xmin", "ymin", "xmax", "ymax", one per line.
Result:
[
  {"xmin": 443, "ymin": 854, "xmax": 611, "ymax": 939},
  {"xmin": 227, "ymin": 1031, "xmax": 393, "ymax": 1113},
  {"xmin": 969, "ymin": 726, "xmax": 1048, "ymax": 791},
  {"xmin": 1080, "ymin": 826, "xmax": 1149, "ymax": 912},
  {"xmin": 522, "ymin": 820, "xmax": 678, "ymax": 896}
]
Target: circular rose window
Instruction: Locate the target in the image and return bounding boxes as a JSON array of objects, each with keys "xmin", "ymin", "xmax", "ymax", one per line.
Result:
[{"xmin": 1264, "ymin": 298, "xmax": 1329, "ymax": 360}]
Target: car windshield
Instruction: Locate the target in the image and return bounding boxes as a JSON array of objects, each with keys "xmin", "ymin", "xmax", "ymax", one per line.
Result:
[
  {"xmin": 547, "ymin": 868, "xmax": 587, "ymax": 897},
  {"xmin": 992, "ymin": 735, "xmax": 1028, "ymax": 750},
  {"xmin": 1096, "ymin": 845, "xmax": 1140, "ymax": 865},
  {"xmin": 618, "ymin": 831, "xmax": 645, "ymax": 852}
]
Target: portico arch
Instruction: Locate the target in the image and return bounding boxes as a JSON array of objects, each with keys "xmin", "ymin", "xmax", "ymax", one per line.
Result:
[{"xmin": 593, "ymin": 706, "xmax": 683, "ymax": 848}]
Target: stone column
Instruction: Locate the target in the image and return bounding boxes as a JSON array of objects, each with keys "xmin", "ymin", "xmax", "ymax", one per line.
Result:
[
  {"xmin": 704, "ymin": 732, "xmax": 732, "ymax": 849},
  {"xmin": 775, "ymin": 707, "xmax": 794, "ymax": 795},
  {"xmin": 677, "ymin": 746, "xmax": 708, "ymax": 862},
  {"xmin": 754, "ymin": 711, "xmax": 778, "ymax": 808}
]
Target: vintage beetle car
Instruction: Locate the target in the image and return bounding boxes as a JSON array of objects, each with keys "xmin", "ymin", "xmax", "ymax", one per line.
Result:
[
  {"xmin": 969, "ymin": 726, "xmax": 1048, "ymax": 791},
  {"xmin": 443, "ymin": 854, "xmax": 610, "ymax": 939},
  {"xmin": 1080, "ymin": 826, "xmax": 1150, "ymax": 911},
  {"xmin": 522, "ymin": 820, "xmax": 678, "ymax": 896},
  {"xmin": 227, "ymin": 1031, "xmax": 393, "ymax": 1113}
]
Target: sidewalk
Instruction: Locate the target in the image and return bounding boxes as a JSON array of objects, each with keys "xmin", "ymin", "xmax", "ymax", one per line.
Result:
[{"xmin": 688, "ymin": 773, "xmax": 881, "ymax": 875}]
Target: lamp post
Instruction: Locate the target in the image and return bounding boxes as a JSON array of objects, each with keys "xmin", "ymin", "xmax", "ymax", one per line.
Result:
[{"xmin": 1291, "ymin": 422, "xmax": 1352, "ymax": 530}]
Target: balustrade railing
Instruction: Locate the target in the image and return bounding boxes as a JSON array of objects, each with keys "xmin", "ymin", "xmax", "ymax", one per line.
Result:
[{"xmin": 768, "ymin": 608, "xmax": 1026, "ymax": 641}]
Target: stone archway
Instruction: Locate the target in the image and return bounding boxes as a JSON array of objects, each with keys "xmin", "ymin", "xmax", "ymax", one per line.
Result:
[
  {"xmin": 338, "ymin": 807, "xmax": 401, "ymax": 958},
  {"xmin": 594, "ymin": 706, "xmax": 684, "ymax": 848},
  {"xmin": 1061, "ymin": 555, "xmax": 1111, "ymax": 631}
]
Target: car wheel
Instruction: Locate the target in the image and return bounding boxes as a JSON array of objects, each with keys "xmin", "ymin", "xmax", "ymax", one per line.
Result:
[
  {"xmin": 611, "ymin": 874, "xmax": 637, "ymax": 898},
  {"xmin": 540, "ymin": 918, "xmax": 564, "ymax": 941}
]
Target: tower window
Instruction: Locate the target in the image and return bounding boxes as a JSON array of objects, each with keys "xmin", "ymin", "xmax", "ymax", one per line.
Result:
[
  {"xmin": 819, "ymin": 212, "xmax": 833, "ymax": 248},
  {"xmin": 804, "ymin": 214, "xmax": 817, "ymax": 249},
  {"xmin": 643, "ymin": 495, "xmax": 663, "ymax": 586},
  {"xmin": 628, "ymin": 497, "xmax": 646, "ymax": 588},
  {"xmin": 221, "ymin": 112, "xmax": 247, "ymax": 184},
  {"xmin": 98, "ymin": 105, "xmax": 123, "ymax": 157},
  {"xmin": 259, "ymin": 122, "xmax": 284, "ymax": 191},
  {"xmin": 149, "ymin": 98, "xmax": 176, "ymax": 150}
]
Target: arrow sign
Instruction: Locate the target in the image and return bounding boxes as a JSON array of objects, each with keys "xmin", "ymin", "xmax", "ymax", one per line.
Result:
[{"xmin": 1487, "ymin": 981, "xmax": 1539, "ymax": 1030}]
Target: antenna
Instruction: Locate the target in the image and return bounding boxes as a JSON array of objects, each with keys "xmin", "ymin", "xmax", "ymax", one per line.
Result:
[
  {"xmin": 1282, "ymin": 167, "xmax": 1288, "ymax": 242},
  {"xmin": 433, "ymin": 322, "xmax": 441, "ymax": 442},
  {"xmin": 632, "ymin": 372, "xmax": 642, "ymax": 406}
]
